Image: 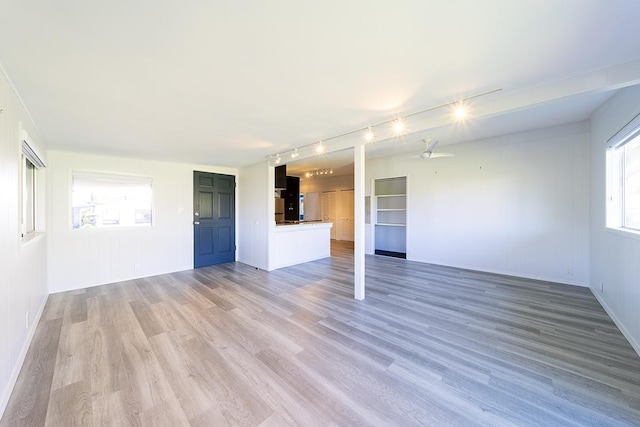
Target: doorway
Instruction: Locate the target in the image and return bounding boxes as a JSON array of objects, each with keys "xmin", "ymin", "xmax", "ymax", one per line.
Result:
[{"xmin": 193, "ymin": 171, "xmax": 235, "ymax": 267}]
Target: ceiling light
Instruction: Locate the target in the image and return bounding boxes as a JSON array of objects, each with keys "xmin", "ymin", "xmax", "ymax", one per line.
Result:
[
  {"xmin": 264, "ymin": 89, "xmax": 500, "ymax": 162},
  {"xmin": 364, "ymin": 127, "xmax": 375, "ymax": 143},
  {"xmin": 274, "ymin": 154, "xmax": 282, "ymax": 164},
  {"xmin": 392, "ymin": 119, "xmax": 404, "ymax": 135}
]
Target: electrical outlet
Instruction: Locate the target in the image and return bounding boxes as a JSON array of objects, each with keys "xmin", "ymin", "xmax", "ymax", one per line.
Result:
[
  {"xmin": 134, "ymin": 262, "xmax": 141, "ymax": 272},
  {"xmin": 566, "ymin": 268, "xmax": 573, "ymax": 276},
  {"xmin": 25, "ymin": 311, "xmax": 29, "ymax": 329}
]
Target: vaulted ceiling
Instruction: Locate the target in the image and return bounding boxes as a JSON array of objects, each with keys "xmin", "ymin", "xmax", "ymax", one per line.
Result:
[{"xmin": 1, "ymin": 1, "xmax": 640, "ymax": 168}]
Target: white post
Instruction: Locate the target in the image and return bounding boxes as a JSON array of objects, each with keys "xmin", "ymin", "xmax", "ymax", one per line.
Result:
[{"xmin": 354, "ymin": 142, "xmax": 365, "ymax": 300}]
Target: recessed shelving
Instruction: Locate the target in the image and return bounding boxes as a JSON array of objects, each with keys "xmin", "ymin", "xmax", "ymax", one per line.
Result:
[{"xmin": 374, "ymin": 177, "xmax": 406, "ymax": 258}]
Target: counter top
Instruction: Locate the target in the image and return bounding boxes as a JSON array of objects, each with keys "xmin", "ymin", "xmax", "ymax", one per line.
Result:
[{"xmin": 274, "ymin": 221, "xmax": 333, "ymax": 232}]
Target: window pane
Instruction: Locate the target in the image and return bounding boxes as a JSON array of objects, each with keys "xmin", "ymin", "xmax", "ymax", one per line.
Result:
[
  {"xmin": 624, "ymin": 136, "xmax": 640, "ymax": 230},
  {"xmin": 72, "ymin": 172, "xmax": 153, "ymax": 229},
  {"xmin": 23, "ymin": 158, "xmax": 35, "ymax": 234}
]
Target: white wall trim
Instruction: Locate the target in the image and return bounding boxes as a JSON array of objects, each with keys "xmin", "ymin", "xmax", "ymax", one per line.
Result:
[
  {"xmin": 404, "ymin": 257, "xmax": 589, "ymax": 288},
  {"xmin": 0, "ymin": 293, "xmax": 48, "ymax": 419},
  {"xmin": 590, "ymin": 286, "xmax": 640, "ymax": 358}
]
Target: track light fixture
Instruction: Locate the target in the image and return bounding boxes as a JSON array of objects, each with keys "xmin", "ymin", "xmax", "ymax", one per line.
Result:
[
  {"xmin": 265, "ymin": 88, "xmax": 500, "ymax": 163},
  {"xmin": 305, "ymin": 168, "xmax": 334, "ymax": 178},
  {"xmin": 364, "ymin": 127, "xmax": 375, "ymax": 143},
  {"xmin": 392, "ymin": 119, "xmax": 405, "ymax": 135}
]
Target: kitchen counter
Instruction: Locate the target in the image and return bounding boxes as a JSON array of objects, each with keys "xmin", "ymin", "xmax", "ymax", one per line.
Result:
[
  {"xmin": 269, "ymin": 222, "xmax": 333, "ymax": 270},
  {"xmin": 275, "ymin": 221, "xmax": 331, "ymax": 229}
]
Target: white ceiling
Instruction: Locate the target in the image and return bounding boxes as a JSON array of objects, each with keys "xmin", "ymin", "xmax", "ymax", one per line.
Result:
[{"xmin": 1, "ymin": 1, "xmax": 640, "ymax": 168}]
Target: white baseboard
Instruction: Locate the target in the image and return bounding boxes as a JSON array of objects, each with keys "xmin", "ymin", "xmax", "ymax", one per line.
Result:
[
  {"xmin": 0, "ymin": 294, "xmax": 48, "ymax": 419},
  {"xmin": 590, "ymin": 286, "xmax": 640, "ymax": 358},
  {"xmin": 405, "ymin": 257, "xmax": 588, "ymax": 287}
]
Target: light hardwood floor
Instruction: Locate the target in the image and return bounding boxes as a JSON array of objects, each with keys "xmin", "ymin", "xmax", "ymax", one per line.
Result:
[{"xmin": 2, "ymin": 241, "xmax": 640, "ymax": 426}]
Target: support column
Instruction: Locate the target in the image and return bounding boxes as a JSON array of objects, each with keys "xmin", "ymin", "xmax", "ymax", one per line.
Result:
[{"xmin": 354, "ymin": 142, "xmax": 365, "ymax": 300}]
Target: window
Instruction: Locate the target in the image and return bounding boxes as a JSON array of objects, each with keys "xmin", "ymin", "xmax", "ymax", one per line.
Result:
[
  {"xmin": 21, "ymin": 130, "xmax": 45, "ymax": 238},
  {"xmin": 22, "ymin": 156, "xmax": 36, "ymax": 236},
  {"xmin": 606, "ymin": 112, "xmax": 640, "ymax": 233},
  {"xmin": 72, "ymin": 172, "xmax": 153, "ymax": 229},
  {"xmin": 623, "ymin": 137, "xmax": 640, "ymax": 229}
]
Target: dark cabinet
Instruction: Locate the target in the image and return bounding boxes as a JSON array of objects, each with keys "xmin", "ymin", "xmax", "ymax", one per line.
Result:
[
  {"xmin": 284, "ymin": 176, "xmax": 300, "ymax": 221},
  {"xmin": 275, "ymin": 165, "xmax": 287, "ymax": 189}
]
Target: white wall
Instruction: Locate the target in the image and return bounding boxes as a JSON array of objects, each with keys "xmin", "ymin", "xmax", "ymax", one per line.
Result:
[
  {"xmin": 366, "ymin": 122, "xmax": 590, "ymax": 286},
  {"xmin": 0, "ymin": 66, "xmax": 49, "ymax": 416},
  {"xmin": 238, "ymin": 161, "xmax": 271, "ymax": 270},
  {"xmin": 47, "ymin": 150, "xmax": 237, "ymax": 293},
  {"xmin": 589, "ymin": 84, "xmax": 640, "ymax": 354}
]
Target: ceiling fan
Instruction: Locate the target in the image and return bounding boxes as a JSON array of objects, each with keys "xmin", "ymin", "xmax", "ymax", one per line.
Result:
[{"xmin": 412, "ymin": 138, "xmax": 454, "ymax": 160}]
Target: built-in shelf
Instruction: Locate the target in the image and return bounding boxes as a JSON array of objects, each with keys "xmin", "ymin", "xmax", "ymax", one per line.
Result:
[{"xmin": 374, "ymin": 177, "xmax": 406, "ymax": 257}]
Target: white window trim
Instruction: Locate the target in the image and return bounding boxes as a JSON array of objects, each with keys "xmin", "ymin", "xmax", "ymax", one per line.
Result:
[
  {"xmin": 71, "ymin": 170, "xmax": 154, "ymax": 231},
  {"xmin": 606, "ymin": 111, "xmax": 640, "ymax": 236},
  {"xmin": 20, "ymin": 129, "xmax": 45, "ymax": 240}
]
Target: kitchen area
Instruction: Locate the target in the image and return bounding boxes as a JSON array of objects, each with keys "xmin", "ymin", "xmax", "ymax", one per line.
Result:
[{"xmin": 270, "ymin": 164, "xmax": 334, "ymax": 270}]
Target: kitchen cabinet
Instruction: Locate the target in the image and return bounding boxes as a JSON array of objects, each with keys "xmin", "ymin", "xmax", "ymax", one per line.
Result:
[{"xmin": 284, "ymin": 176, "xmax": 300, "ymax": 221}]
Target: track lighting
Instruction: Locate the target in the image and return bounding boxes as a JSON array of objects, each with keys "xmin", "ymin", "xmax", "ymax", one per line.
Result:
[
  {"xmin": 364, "ymin": 127, "xmax": 375, "ymax": 143},
  {"xmin": 392, "ymin": 119, "xmax": 405, "ymax": 135},
  {"xmin": 305, "ymin": 168, "xmax": 334, "ymax": 178},
  {"xmin": 265, "ymin": 88, "xmax": 500, "ymax": 162}
]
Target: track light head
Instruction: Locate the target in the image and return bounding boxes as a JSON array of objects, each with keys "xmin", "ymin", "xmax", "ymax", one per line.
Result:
[
  {"xmin": 392, "ymin": 119, "xmax": 405, "ymax": 135},
  {"xmin": 364, "ymin": 127, "xmax": 375, "ymax": 143}
]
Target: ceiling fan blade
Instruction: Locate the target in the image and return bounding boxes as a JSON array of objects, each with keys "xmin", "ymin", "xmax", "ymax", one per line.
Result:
[
  {"xmin": 430, "ymin": 152, "xmax": 454, "ymax": 158},
  {"xmin": 426, "ymin": 139, "xmax": 439, "ymax": 152}
]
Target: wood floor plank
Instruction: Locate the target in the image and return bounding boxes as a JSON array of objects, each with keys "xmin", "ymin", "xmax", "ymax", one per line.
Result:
[
  {"xmin": 3, "ymin": 240, "xmax": 640, "ymax": 426},
  {"xmin": 139, "ymin": 396, "xmax": 191, "ymax": 427},
  {"xmin": 44, "ymin": 379, "xmax": 92, "ymax": 427},
  {"xmin": 147, "ymin": 332, "xmax": 217, "ymax": 420},
  {"xmin": 50, "ymin": 320, "xmax": 90, "ymax": 391},
  {"xmin": 1, "ymin": 318, "xmax": 62, "ymax": 427}
]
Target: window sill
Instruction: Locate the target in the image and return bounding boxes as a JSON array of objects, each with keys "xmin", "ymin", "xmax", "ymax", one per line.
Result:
[
  {"xmin": 21, "ymin": 231, "xmax": 45, "ymax": 247},
  {"xmin": 606, "ymin": 226, "xmax": 640, "ymax": 241}
]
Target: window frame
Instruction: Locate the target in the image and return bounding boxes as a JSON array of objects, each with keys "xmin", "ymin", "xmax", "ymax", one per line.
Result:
[
  {"xmin": 21, "ymin": 155, "xmax": 36, "ymax": 237},
  {"xmin": 606, "ymin": 111, "xmax": 640, "ymax": 237},
  {"xmin": 20, "ymin": 129, "xmax": 46, "ymax": 240},
  {"xmin": 70, "ymin": 170, "xmax": 154, "ymax": 231}
]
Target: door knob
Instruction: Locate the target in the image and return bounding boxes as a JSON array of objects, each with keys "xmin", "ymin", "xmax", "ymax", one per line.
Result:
[
  {"xmin": 194, "ymin": 221, "xmax": 200, "ymax": 225},
  {"xmin": 194, "ymin": 212, "xmax": 200, "ymax": 216}
]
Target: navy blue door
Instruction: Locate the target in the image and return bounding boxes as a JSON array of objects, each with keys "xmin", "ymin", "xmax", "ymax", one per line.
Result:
[{"xmin": 193, "ymin": 171, "xmax": 235, "ymax": 267}]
